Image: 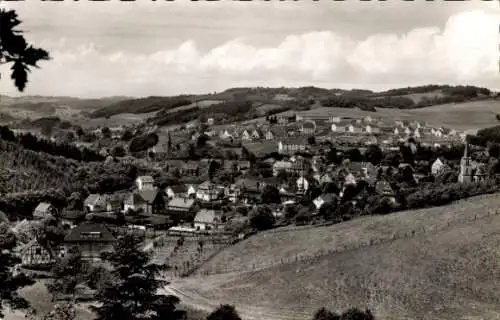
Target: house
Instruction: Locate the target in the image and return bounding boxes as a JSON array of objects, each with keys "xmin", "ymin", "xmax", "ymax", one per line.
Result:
[
  {"xmin": 196, "ymin": 181, "xmax": 221, "ymax": 202},
  {"xmin": 278, "ymin": 137, "xmax": 307, "ymax": 154},
  {"xmin": 60, "ymin": 210, "xmax": 86, "ymax": 228},
  {"xmin": 251, "ymin": 129, "xmax": 262, "ymax": 140},
  {"xmin": 84, "ymin": 194, "xmax": 107, "ymax": 213},
  {"xmin": 315, "ymin": 172, "xmax": 333, "ymax": 185},
  {"xmin": 404, "ymin": 127, "xmax": 412, "ymax": 136},
  {"xmin": 193, "ymin": 209, "xmax": 222, "ymax": 231},
  {"xmin": 107, "ymin": 194, "xmax": 124, "ymax": 212},
  {"xmin": 364, "ymin": 125, "xmax": 380, "ymax": 134},
  {"xmin": 413, "ymin": 128, "xmax": 421, "ymax": 138},
  {"xmin": 124, "ymin": 188, "xmax": 165, "ymax": 215},
  {"xmin": 273, "ymin": 160, "xmax": 293, "ymax": 176},
  {"xmin": 135, "ymin": 176, "xmax": 154, "ymax": 191},
  {"xmin": 219, "ymin": 129, "xmax": 233, "ymax": 140},
  {"xmin": 364, "ymin": 116, "xmax": 373, "ymax": 123},
  {"xmin": 20, "ymin": 239, "xmax": 60, "ymax": 267},
  {"xmin": 431, "ymin": 158, "xmax": 449, "ymax": 176},
  {"xmin": 394, "ymin": 128, "xmax": 400, "ymax": 135},
  {"xmin": 329, "ymin": 116, "xmax": 342, "ymax": 123},
  {"xmin": 374, "ymin": 180, "xmax": 395, "ymax": 198},
  {"xmin": 182, "ymin": 161, "xmax": 200, "ymax": 177},
  {"xmin": 166, "ymin": 197, "xmax": 196, "ymax": 216},
  {"xmin": 265, "ymin": 130, "xmax": 275, "ymax": 140},
  {"xmin": 33, "ymin": 202, "xmax": 56, "ymax": 220},
  {"xmin": 348, "ymin": 125, "xmax": 363, "ymax": 134},
  {"xmin": 313, "ymin": 193, "xmax": 337, "ymax": 210},
  {"xmin": 296, "ymin": 176, "xmax": 309, "ymax": 193},
  {"xmin": 63, "ymin": 223, "xmax": 116, "ymax": 261},
  {"xmin": 301, "ymin": 121, "xmax": 316, "ymax": 135},
  {"xmin": 207, "ymin": 118, "xmax": 214, "ymax": 126},
  {"xmin": 331, "ymin": 124, "xmax": 347, "ymax": 133},
  {"xmin": 241, "ymin": 130, "xmax": 252, "ymax": 141},
  {"xmin": 166, "ymin": 185, "xmax": 188, "ymax": 199}
]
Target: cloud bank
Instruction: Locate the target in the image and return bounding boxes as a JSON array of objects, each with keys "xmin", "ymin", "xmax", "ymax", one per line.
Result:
[{"xmin": 1, "ymin": 9, "xmax": 498, "ymax": 98}]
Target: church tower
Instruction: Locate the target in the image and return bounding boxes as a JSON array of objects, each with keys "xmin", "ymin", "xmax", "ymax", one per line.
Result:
[{"xmin": 458, "ymin": 142, "xmax": 473, "ymax": 183}]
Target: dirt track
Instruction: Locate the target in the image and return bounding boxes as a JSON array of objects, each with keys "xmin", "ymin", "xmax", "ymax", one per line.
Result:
[{"xmin": 162, "ymin": 285, "xmax": 311, "ymax": 320}]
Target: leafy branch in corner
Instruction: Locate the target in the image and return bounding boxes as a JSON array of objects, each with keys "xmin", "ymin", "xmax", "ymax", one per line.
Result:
[{"xmin": 0, "ymin": 9, "xmax": 50, "ymax": 91}]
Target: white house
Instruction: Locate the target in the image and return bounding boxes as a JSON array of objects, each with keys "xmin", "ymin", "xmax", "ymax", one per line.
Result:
[
  {"xmin": 193, "ymin": 209, "xmax": 222, "ymax": 231},
  {"xmin": 364, "ymin": 125, "xmax": 380, "ymax": 134},
  {"xmin": 136, "ymin": 176, "xmax": 154, "ymax": 191},
  {"xmin": 413, "ymin": 128, "xmax": 421, "ymax": 138},
  {"xmin": 404, "ymin": 127, "xmax": 412, "ymax": 136},
  {"xmin": 313, "ymin": 193, "xmax": 337, "ymax": 210},
  {"xmin": 219, "ymin": 130, "xmax": 232, "ymax": 140},
  {"xmin": 431, "ymin": 158, "xmax": 446, "ymax": 176},
  {"xmin": 296, "ymin": 176, "xmax": 309, "ymax": 193},
  {"xmin": 251, "ymin": 129, "xmax": 261, "ymax": 140},
  {"xmin": 331, "ymin": 124, "xmax": 347, "ymax": 133},
  {"xmin": 364, "ymin": 116, "xmax": 373, "ymax": 123},
  {"xmin": 348, "ymin": 125, "xmax": 363, "ymax": 134},
  {"xmin": 196, "ymin": 181, "xmax": 221, "ymax": 202},
  {"xmin": 241, "ymin": 130, "xmax": 251, "ymax": 141},
  {"xmin": 394, "ymin": 128, "xmax": 400, "ymax": 135}
]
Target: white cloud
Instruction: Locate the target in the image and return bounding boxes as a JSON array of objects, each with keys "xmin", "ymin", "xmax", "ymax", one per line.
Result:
[{"xmin": 1, "ymin": 9, "xmax": 498, "ymax": 98}]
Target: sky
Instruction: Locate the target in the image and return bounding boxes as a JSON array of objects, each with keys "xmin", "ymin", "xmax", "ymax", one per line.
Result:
[{"xmin": 0, "ymin": 0, "xmax": 499, "ymax": 98}]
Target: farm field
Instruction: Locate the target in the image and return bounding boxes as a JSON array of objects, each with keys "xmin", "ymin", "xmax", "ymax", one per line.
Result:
[
  {"xmin": 71, "ymin": 111, "xmax": 159, "ymax": 129},
  {"xmin": 171, "ymin": 192, "xmax": 500, "ymax": 320},
  {"xmin": 262, "ymin": 99, "xmax": 500, "ymax": 132},
  {"xmin": 163, "ymin": 99, "xmax": 225, "ymax": 115}
]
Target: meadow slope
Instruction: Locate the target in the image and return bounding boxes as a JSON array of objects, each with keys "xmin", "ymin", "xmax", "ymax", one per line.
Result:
[{"xmin": 173, "ymin": 192, "xmax": 500, "ymax": 320}]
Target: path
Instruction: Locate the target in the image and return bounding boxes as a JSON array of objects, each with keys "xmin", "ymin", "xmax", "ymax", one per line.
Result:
[{"xmin": 162, "ymin": 284, "xmax": 311, "ymax": 320}]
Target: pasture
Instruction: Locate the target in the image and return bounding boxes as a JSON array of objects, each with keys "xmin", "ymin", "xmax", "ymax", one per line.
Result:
[{"xmin": 172, "ymin": 192, "xmax": 500, "ymax": 320}]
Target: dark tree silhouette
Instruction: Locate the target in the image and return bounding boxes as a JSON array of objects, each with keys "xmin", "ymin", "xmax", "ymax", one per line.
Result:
[
  {"xmin": 207, "ymin": 305, "xmax": 242, "ymax": 320},
  {"xmin": 313, "ymin": 307, "xmax": 340, "ymax": 320},
  {"xmin": 0, "ymin": 9, "xmax": 50, "ymax": 91}
]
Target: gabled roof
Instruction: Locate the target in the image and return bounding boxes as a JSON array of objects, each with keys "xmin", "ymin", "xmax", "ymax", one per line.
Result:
[
  {"xmin": 84, "ymin": 194, "xmax": 106, "ymax": 206},
  {"xmin": 280, "ymin": 137, "xmax": 308, "ymax": 145},
  {"xmin": 20, "ymin": 238, "xmax": 55, "ymax": 257},
  {"xmin": 168, "ymin": 185, "xmax": 188, "ymax": 194},
  {"xmin": 34, "ymin": 202, "xmax": 53, "ymax": 213},
  {"xmin": 235, "ymin": 178, "xmax": 261, "ymax": 191},
  {"xmin": 198, "ymin": 180, "xmax": 215, "ymax": 190},
  {"xmin": 273, "ymin": 160, "xmax": 293, "ymax": 169},
  {"xmin": 194, "ymin": 209, "xmax": 221, "ymax": 224},
  {"xmin": 136, "ymin": 176, "xmax": 154, "ymax": 183},
  {"xmin": 64, "ymin": 223, "xmax": 116, "ymax": 243},
  {"xmin": 138, "ymin": 189, "xmax": 160, "ymax": 203},
  {"xmin": 168, "ymin": 197, "xmax": 195, "ymax": 209}
]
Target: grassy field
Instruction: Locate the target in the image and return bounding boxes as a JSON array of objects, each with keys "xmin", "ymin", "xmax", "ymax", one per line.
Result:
[
  {"xmin": 171, "ymin": 192, "xmax": 500, "ymax": 320},
  {"xmin": 258, "ymin": 99, "xmax": 500, "ymax": 133}
]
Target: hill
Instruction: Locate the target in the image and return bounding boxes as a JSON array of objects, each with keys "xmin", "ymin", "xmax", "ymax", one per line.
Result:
[{"xmin": 171, "ymin": 192, "xmax": 500, "ymax": 320}]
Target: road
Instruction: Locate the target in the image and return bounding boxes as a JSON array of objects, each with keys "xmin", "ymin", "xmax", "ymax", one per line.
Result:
[{"xmin": 162, "ymin": 284, "xmax": 312, "ymax": 320}]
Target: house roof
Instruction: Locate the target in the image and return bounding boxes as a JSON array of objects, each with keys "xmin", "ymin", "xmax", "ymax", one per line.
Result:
[
  {"xmin": 138, "ymin": 189, "xmax": 160, "ymax": 203},
  {"xmin": 64, "ymin": 223, "xmax": 116, "ymax": 243},
  {"xmin": 168, "ymin": 185, "xmax": 188, "ymax": 194},
  {"xmin": 136, "ymin": 176, "xmax": 154, "ymax": 183},
  {"xmin": 198, "ymin": 180, "xmax": 215, "ymax": 190},
  {"xmin": 281, "ymin": 137, "xmax": 308, "ymax": 145},
  {"xmin": 194, "ymin": 209, "xmax": 220, "ymax": 224},
  {"xmin": 0, "ymin": 211, "xmax": 9, "ymax": 223},
  {"xmin": 315, "ymin": 193, "xmax": 337, "ymax": 203},
  {"xmin": 84, "ymin": 194, "xmax": 103, "ymax": 206},
  {"xmin": 20, "ymin": 238, "xmax": 55, "ymax": 256},
  {"xmin": 34, "ymin": 202, "xmax": 52, "ymax": 213},
  {"xmin": 273, "ymin": 160, "xmax": 293, "ymax": 169},
  {"xmin": 168, "ymin": 197, "xmax": 195, "ymax": 209},
  {"xmin": 235, "ymin": 178, "xmax": 261, "ymax": 191},
  {"xmin": 302, "ymin": 121, "xmax": 316, "ymax": 129}
]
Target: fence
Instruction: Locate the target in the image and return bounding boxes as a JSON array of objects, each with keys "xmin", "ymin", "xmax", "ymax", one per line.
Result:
[{"xmin": 197, "ymin": 206, "xmax": 500, "ymax": 276}]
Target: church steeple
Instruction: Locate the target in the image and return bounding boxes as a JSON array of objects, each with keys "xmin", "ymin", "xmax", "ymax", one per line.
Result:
[{"xmin": 459, "ymin": 141, "xmax": 472, "ymax": 183}]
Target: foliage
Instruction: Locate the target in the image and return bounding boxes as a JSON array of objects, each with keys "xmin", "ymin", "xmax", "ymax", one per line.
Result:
[
  {"xmin": 47, "ymin": 246, "xmax": 88, "ymax": 300},
  {"xmin": 92, "ymin": 233, "xmax": 181, "ymax": 320},
  {"xmin": 0, "ymin": 9, "xmax": 50, "ymax": 91},
  {"xmin": 206, "ymin": 305, "xmax": 242, "ymax": 320},
  {"xmin": 0, "ymin": 126, "xmax": 104, "ymax": 162},
  {"xmin": 0, "ymin": 223, "xmax": 35, "ymax": 318},
  {"xmin": 364, "ymin": 144, "xmax": 383, "ymax": 166},
  {"xmin": 90, "ymin": 96, "xmax": 192, "ymax": 118},
  {"xmin": 260, "ymin": 185, "xmax": 281, "ymax": 204},
  {"xmin": 249, "ymin": 206, "xmax": 276, "ymax": 231},
  {"xmin": 312, "ymin": 307, "xmax": 340, "ymax": 320},
  {"xmin": 129, "ymin": 133, "xmax": 159, "ymax": 153}
]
